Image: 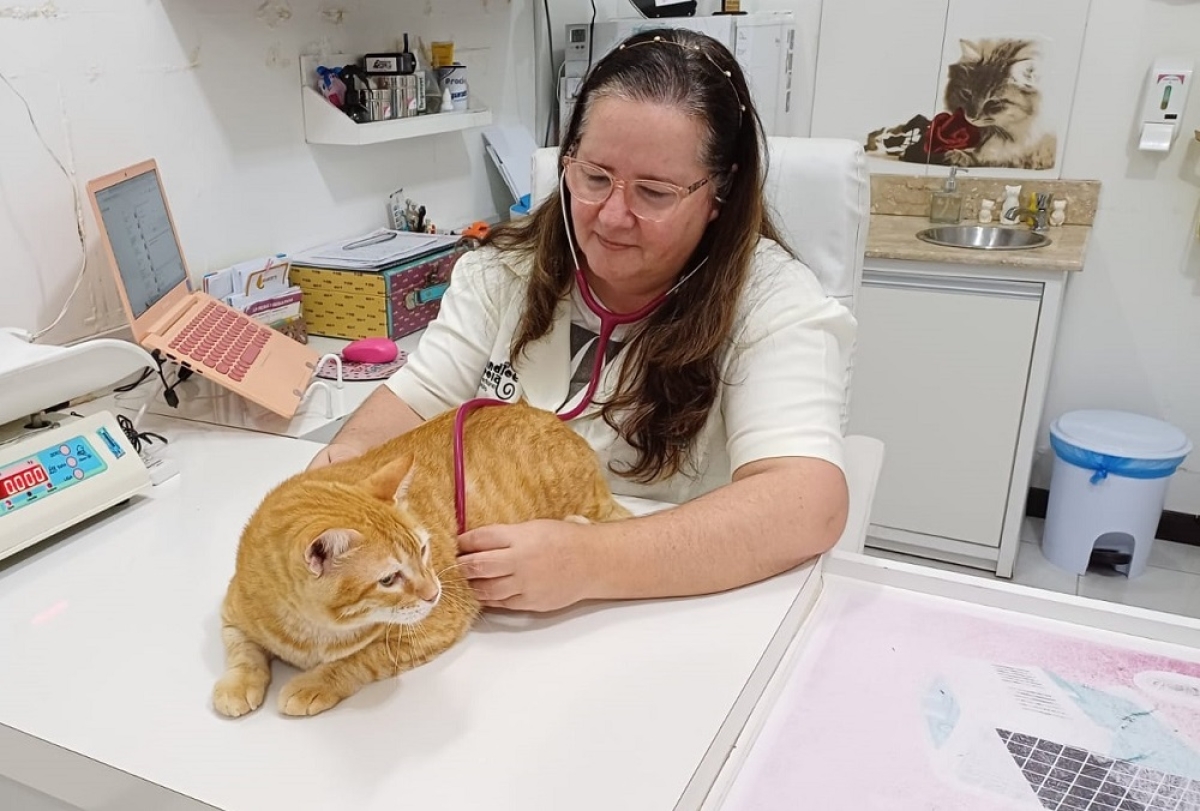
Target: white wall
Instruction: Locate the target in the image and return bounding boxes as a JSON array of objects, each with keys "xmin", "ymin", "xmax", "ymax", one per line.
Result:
[
  {"xmin": 0, "ymin": 0, "xmax": 535, "ymax": 346},
  {"xmin": 1040, "ymin": 0, "xmax": 1200, "ymax": 512}
]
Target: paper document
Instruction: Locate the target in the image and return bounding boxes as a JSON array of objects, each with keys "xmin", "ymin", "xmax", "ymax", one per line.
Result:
[{"xmin": 291, "ymin": 229, "xmax": 459, "ymax": 271}]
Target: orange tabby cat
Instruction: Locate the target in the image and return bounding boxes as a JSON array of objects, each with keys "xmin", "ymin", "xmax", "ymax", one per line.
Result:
[{"xmin": 213, "ymin": 402, "xmax": 629, "ymax": 718}]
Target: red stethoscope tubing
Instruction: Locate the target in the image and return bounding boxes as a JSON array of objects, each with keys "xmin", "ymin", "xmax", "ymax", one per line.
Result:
[{"xmin": 452, "ymin": 269, "xmax": 668, "ymax": 534}]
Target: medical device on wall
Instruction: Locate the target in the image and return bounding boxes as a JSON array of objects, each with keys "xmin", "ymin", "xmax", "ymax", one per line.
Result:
[
  {"xmin": 1138, "ymin": 57, "xmax": 1193, "ymax": 152},
  {"xmin": 560, "ymin": 12, "xmax": 795, "ymax": 141},
  {"xmin": 0, "ymin": 331, "xmax": 153, "ymax": 562}
]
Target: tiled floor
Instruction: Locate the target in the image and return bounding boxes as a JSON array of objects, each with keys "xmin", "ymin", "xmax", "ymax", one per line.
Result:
[{"xmin": 866, "ymin": 517, "xmax": 1200, "ymax": 619}]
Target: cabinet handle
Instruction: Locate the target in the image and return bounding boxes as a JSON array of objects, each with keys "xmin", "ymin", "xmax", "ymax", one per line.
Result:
[{"xmin": 862, "ymin": 271, "xmax": 1042, "ymax": 300}]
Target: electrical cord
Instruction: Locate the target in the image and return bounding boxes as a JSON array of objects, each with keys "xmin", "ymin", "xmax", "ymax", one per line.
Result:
[
  {"xmin": 149, "ymin": 350, "xmax": 193, "ymax": 408},
  {"xmin": 588, "ymin": 0, "xmax": 597, "ymax": 73},
  {"xmin": 116, "ymin": 413, "xmax": 167, "ymax": 456},
  {"xmin": 114, "ymin": 367, "xmax": 155, "ymax": 392},
  {"xmin": 0, "ymin": 70, "xmax": 89, "ymax": 343},
  {"xmin": 541, "ymin": 0, "xmax": 555, "ymax": 147}
]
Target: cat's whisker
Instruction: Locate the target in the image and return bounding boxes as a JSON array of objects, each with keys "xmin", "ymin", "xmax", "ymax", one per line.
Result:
[
  {"xmin": 435, "ymin": 561, "xmax": 470, "ymax": 578},
  {"xmin": 386, "ymin": 608, "xmax": 404, "ymax": 674}
]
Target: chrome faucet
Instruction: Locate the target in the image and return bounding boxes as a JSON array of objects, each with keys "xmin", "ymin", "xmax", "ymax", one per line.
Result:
[{"xmin": 1005, "ymin": 192, "xmax": 1052, "ymax": 234}]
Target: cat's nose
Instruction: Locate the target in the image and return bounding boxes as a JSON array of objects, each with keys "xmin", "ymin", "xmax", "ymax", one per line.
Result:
[{"xmin": 417, "ymin": 581, "xmax": 440, "ymax": 604}]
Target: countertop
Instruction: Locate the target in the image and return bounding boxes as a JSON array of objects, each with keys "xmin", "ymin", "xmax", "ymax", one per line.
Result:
[{"xmin": 866, "ymin": 214, "xmax": 1092, "ymax": 272}]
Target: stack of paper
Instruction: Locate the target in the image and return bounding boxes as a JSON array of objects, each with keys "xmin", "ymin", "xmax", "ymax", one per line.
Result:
[
  {"xmin": 291, "ymin": 229, "xmax": 460, "ymax": 271},
  {"xmin": 201, "ymin": 255, "xmax": 307, "ymax": 339}
]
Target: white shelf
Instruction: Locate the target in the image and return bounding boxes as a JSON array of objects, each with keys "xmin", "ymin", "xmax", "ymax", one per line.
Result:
[
  {"xmin": 298, "ymin": 53, "xmax": 492, "ymax": 146},
  {"xmin": 301, "ymin": 87, "xmax": 492, "ymax": 145}
]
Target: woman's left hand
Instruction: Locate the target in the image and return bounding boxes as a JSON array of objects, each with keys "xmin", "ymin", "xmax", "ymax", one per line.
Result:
[{"xmin": 456, "ymin": 519, "xmax": 595, "ymax": 612}]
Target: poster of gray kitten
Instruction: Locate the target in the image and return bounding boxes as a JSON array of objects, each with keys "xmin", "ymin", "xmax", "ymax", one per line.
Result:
[
  {"xmin": 945, "ymin": 38, "xmax": 1056, "ymax": 169},
  {"xmin": 864, "ymin": 37, "xmax": 1057, "ymax": 170}
]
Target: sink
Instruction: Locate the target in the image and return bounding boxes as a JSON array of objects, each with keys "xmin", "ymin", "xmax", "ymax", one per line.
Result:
[{"xmin": 916, "ymin": 225, "xmax": 1051, "ymax": 251}]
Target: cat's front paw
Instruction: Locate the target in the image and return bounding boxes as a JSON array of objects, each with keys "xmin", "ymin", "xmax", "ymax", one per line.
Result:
[
  {"xmin": 213, "ymin": 672, "xmax": 269, "ymax": 718},
  {"xmin": 279, "ymin": 675, "xmax": 344, "ymax": 716}
]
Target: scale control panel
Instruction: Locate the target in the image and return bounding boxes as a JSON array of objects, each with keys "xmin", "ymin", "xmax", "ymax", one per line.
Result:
[
  {"xmin": 0, "ymin": 433, "xmax": 116, "ymax": 515},
  {"xmin": 0, "ymin": 412, "xmax": 151, "ymax": 561}
]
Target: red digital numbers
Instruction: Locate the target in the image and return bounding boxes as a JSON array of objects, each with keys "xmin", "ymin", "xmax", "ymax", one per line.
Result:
[{"xmin": 0, "ymin": 464, "xmax": 49, "ymax": 497}]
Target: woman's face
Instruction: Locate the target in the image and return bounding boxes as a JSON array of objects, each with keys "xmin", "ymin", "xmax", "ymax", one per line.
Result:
[{"xmin": 570, "ymin": 96, "xmax": 718, "ymax": 312}]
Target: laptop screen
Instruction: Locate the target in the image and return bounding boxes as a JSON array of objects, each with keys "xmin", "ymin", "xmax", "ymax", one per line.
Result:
[{"xmin": 92, "ymin": 168, "xmax": 188, "ymax": 318}]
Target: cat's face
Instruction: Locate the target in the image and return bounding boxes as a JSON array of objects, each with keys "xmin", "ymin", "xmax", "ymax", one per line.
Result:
[
  {"xmin": 945, "ymin": 39, "xmax": 1040, "ymax": 131},
  {"xmin": 299, "ymin": 458, "xmax": 443, "ymax": 628}
]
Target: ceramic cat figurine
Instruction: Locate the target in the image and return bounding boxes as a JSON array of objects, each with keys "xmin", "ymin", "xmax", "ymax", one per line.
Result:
[
  {"xmin": 1000, "ymin": 185, "xmax": 1022, "ymax": 226},
  {"xmin": 213, "ymin": 402, "xmax": 630, "ymax": 718},
  {"xmin": 943, "ymin": 38, "xmax": 1057, "ymax": 170}
]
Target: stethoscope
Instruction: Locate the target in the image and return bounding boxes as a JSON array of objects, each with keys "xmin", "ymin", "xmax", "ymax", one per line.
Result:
[{"xmin": 452, "ymin": 172, "xmax": 706, "ymax": 533}]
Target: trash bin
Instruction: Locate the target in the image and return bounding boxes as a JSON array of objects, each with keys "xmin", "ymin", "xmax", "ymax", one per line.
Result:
[{"xmin": 1042, "ymin": 410, "xmax": 1191, "ymax": 577}]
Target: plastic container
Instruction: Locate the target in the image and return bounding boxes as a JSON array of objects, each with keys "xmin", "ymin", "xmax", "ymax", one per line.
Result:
[
  {"xmin": 1042, "ymin": 409, "xmax": 1191, "ymax": 578},
  {"xmin": 508, "ymin": 193, "xmax": 532, "ymax": 221}
]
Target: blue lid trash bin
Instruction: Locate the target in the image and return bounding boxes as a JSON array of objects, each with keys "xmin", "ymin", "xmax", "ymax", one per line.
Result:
[{"xmin": 1042, "ymin": 410, "xmax": 1191, "ymax": 578}]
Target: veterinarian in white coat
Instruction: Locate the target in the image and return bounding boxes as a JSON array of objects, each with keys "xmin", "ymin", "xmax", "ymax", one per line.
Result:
[{"xmin": 308, "ymin": 28, "xmax": 856, "ymax": 613}]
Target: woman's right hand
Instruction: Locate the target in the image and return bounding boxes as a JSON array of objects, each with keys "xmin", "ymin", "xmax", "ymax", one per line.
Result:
[{"xmin": 306, "ymin": 442, "xmax": 364, "ymax": 471}]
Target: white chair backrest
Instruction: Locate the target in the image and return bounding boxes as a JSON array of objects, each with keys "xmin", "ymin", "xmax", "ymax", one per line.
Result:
[{"xmin": 529, "ymin": 136, "xmax": 870, "ymax": 313}]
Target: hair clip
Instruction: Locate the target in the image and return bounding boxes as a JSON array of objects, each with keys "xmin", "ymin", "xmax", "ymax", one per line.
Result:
[{"xmin": 614, "ymin": 35, "xmax": 745, "ymax": 127}]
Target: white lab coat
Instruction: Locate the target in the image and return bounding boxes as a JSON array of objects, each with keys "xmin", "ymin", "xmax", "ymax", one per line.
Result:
[{"xmin": 387, "ymin": 240, "xmax": 855, "ymax": 505}]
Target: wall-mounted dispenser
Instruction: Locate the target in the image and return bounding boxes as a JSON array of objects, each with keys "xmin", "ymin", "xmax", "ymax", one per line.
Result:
[{"xmin": 1138, "ymin": 57, "xmax": 1193, "ymax": 152}]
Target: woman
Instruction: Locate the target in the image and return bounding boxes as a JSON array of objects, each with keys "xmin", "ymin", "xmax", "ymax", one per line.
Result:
[{"xmin": 309, "ymin": 28, "xmax": 857, "ymax": 611}]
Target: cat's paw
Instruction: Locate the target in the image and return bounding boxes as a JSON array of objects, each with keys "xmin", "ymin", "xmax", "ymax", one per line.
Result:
[
  {"xmin": 563, "ymin": 515, "xmax": 591, "ymax": 524},
  {"xmin": 213, "ymin": 672, "xmax": 269, "ymax": 718},
  {"xmin": 279, "ymin": 676, "xmax": 344, "ymax": 717}
]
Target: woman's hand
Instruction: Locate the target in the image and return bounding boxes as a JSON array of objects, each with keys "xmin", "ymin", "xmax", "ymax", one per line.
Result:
[{"xmin": 456, "ymin": 519, "xmax": 596, "ymax": 612}]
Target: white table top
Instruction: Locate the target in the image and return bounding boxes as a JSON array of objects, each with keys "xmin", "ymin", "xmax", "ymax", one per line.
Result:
[{"xmin": 0, "ymin": 418, "xmax": 821, "ymax": 811}]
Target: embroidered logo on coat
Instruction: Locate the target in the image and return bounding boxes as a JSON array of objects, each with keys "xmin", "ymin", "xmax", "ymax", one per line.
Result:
[{"xmin": 480, "ymin": 360, "xmax": 519, "ymax": 400}]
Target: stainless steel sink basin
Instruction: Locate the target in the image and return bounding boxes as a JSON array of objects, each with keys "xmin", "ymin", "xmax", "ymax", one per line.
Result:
[{"xmin": 916, "ymin": 225, "xmax": 1051, "ymax": 251}]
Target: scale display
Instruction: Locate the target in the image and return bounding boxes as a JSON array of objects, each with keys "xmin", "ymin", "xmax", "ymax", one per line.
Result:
[{"xmin": 0, "ymin": 434, "xmax": 109, "ymax": 516}]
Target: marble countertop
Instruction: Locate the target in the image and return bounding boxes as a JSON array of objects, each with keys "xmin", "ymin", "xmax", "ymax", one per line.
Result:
[{"xmin": 866, "ymin": 214, "xmax": 1091, "ymax": 272}]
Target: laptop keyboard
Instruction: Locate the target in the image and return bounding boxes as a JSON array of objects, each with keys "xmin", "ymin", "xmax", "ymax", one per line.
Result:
[{"xmin": 168, "ymin": 302, "xmax": 273, "ymax": 381}]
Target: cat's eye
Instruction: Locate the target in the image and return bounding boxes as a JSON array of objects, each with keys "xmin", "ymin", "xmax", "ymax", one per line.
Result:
[{"xmin": 379, "ymin": 573, "xmax": 401, "ymax": 587}]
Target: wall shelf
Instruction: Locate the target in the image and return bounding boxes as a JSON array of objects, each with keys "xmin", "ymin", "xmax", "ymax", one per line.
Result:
[
  {"xmin": 301, "ymin": 87, "xmax": 492, "ymax": 145},
  {"xmin": 299, "ymin": 53, "xmax": 491, "ymax": 146}
]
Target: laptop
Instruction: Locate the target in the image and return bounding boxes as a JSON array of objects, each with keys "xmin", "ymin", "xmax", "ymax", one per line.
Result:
[{"xmin": 87, "ymin": 159, "xmax": 320, "ymax": 419}]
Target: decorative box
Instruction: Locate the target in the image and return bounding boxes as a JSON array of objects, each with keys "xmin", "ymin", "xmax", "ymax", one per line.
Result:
[{"xmin": 290, "ymin": 245, "xmax": 467, "ymax": 341}]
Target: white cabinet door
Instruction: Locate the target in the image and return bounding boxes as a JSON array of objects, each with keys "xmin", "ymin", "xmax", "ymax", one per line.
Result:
[{"xmin": 848, "ymin": 271, "xmax": 1042, "ymax": 548}]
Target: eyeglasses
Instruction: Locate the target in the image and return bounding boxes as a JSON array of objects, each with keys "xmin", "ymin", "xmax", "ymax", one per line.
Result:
[{"xmin": 562, "ymin": 157, "xmax": 712, "ymax": 223}]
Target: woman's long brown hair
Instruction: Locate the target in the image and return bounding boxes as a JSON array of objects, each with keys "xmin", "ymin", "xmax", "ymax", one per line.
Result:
[{"xmin": 484, "ymin": 28, "xmax": 791, "ymax": 483}]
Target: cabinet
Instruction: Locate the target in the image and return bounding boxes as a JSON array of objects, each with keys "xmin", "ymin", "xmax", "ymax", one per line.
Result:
[{"xmin": 847, "ymin": 261, "xmax": 1068, "ymax": 577}]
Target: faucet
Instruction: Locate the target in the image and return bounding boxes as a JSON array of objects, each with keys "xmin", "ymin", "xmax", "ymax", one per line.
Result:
[{"xmin": 1005, "ymin": 192, "xmax": 1052, "ymax": 234}]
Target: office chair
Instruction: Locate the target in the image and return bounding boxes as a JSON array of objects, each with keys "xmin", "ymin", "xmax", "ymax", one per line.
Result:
[{"xmin": 530, "ymin": 137, "xmax": 883, "ymax": 553}]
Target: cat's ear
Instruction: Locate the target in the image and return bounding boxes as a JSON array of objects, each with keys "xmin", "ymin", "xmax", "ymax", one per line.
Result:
[
  {"xmin": 1010, "ymin": 59, "xmax": 1038, "ymax": 88},
  {"xmin": 304, "ymin": 529, "xmax": 361, "ymax": 577},
  {"xmin": 959, "ymin": 39, "xmax": 982, "ymax": 62},
  {"xmin": 362, "ymin": 454, "xmax": 414, "ymax": 507}
]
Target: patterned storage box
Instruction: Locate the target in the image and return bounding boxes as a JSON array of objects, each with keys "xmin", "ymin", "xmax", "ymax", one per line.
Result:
[{"xmin": 290, "ymin": 245, "xmax": 467, "ymax": 340}]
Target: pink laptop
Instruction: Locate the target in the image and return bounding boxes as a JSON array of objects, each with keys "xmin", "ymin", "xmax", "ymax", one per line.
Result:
[{"xmin": 87, "ymin": 159, "xmax": 320, "ymax": 418}]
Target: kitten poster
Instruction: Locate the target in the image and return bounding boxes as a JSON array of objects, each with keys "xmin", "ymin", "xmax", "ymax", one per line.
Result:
[
  {"xmin": 866, "ymin": 36, "xmax": 1058, "ymax": 170},
  {"xmin": 821, "ymin": 0, "xmax": 1092, "ymax": 177}
]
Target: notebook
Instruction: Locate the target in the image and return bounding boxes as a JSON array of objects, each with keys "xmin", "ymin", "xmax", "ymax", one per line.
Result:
[{"xmin": 86, "ymin": 159, "xmax": 321, "ymax": 418}]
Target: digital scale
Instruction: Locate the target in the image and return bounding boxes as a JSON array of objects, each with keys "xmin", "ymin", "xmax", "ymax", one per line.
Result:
[{"xmin": 0, "ymin": 329, "xmax": 155, "ymax": 562}]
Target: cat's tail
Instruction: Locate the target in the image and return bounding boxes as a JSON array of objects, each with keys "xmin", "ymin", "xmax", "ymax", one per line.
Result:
[
  {"xmin": 598, "ymin": 499, "xmax": 632, "ymax": 522},
  {"xmin": 591, "ymin": 476, "xmax": 632, "ymax": 523}
]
